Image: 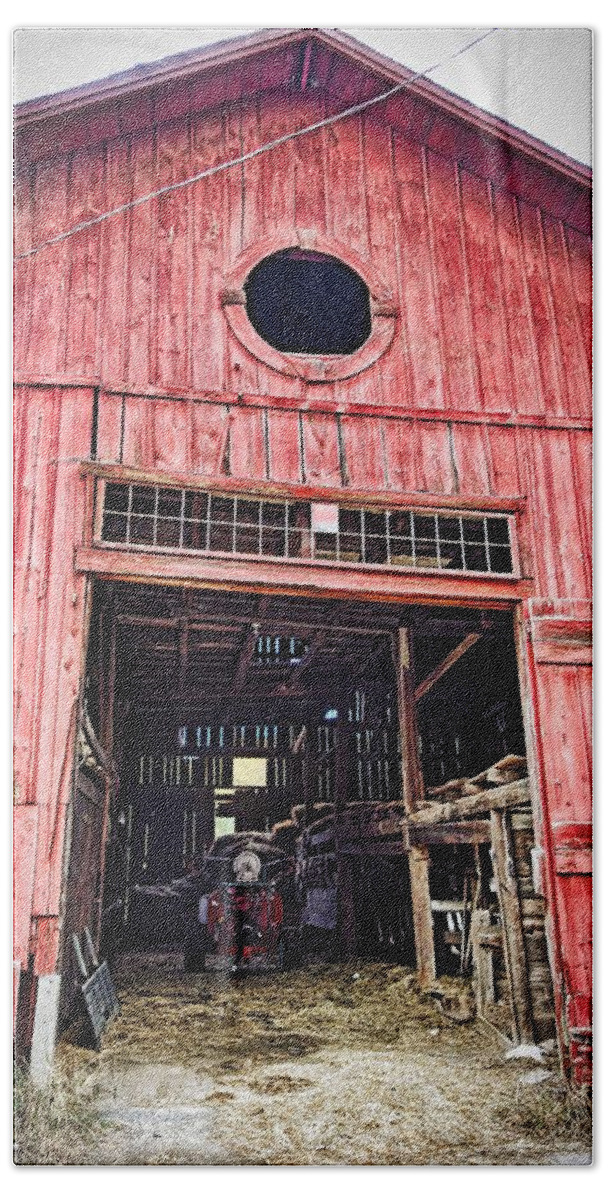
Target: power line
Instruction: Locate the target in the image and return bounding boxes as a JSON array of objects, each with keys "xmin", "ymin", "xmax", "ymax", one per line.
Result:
[{"xmin": 15, "ymin": 28, "xmax": 498, "ymax": 262}]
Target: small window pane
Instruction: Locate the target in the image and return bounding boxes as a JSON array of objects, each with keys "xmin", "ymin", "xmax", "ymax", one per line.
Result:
[
  {"xmin": 130, "ymin": 515, "xmax": 154, "ymax": 543},
  {"xmin": 288, "ymin": 529, "xmax": 305, "ymax": 557},
  {"xmin": 439, "ymin": 542, "xmax": 464, "ymax": 570},
  {"xmin": 236, "ymin": 525, "xmax": 260, "ymax": 554},
  {"xmin": 438, "ymin": 515, "xmax": 461, "ymax": 541},
  {"xmin": 415, "ymin": 539, "xmax": 439, "ymax": 567},
  {"xmin": 389, "ymin": 511, "xmax": 411, "ymax": 538},
  {"xmin": 157, "ymin": 488, "xmax": 182, "ymax": 518},
  {"xmin": 183, "ymin": 519, "xmax": 206, "ymax": 549},
  {"xmin": 489, "ymin": 544, "xmax": 513, "ymax": 574},
  {"xmin": 131, "ymin": 486, "xmax": 155, "ymax": 515},
  {"xmin": 365, "ymin": 536, "xmax": 388, "ymax": 564},
  {"xmin": 390, "ymin": 537, "xmax": 413, "ymax": 565},
  {"xmin": 487, "ymin": 517, "xmax": 510, "ymax": 544},
  {"xmin": 364, "ymin": 511, "xmax": 385, "ymax": 538},
  {"xmin": 339, "ymin": 534, "xmax": 362, "ymax": 561},
  {"xmin": 210, "ymin": 496, "xmax": 234, "ymax": 523},
  {"xmin": 209, "ymin": 523, "xmax": 233, "ymax": 552},
  {"xmin": 262, "ymin": 501, "xmax": 285, "ymax": 527},
  {"xmin": 102, "ymin": 512, "xmax": 127, "ymax": 541},
  {"xmin": 464, "ymin": 543, "xmax": 488, "ymax": 572},
  {"xmin": 413, "ymin": 513, "xmax": 436, "ymax": 540},
  {"xmin": 340, "ymin": 508, "xmax": 361, "ymax": 534},
  {"xmin": 288, "ymin": 502, "xmax": 310, "ymax": 529},
  {"xmin": 104, "ymin": 482, "xmax": 129, "ymax": 511},
  {"xmin": 463, "ymin": 518, "xmax": 486, "ymax": 543},
  {"xmin": 262, "ymin": 526, "xmax": 286, "ymax": 556},
  {"xmin": 156, "ymin": 518, "xmax": 181, "ymax": 547},
  {"xmin": 314, "ymin": 532, "xmax": 338, "ymax": 559},
  {"xmin": 237, "ymin": 498, "xmax": 260, "ymax": 525}
]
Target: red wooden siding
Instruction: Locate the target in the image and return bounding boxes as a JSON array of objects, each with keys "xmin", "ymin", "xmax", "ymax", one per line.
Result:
[
  {"xmin": 14, "ymin": 385, "xmax": 93, "ymax": 973},
  {"xmin": 14, "ymin": 81, "xmax": 591, "ymax": 421},
  {"xmin": 13, "ymin": 31, "xmax": 592, "ymax": 1085}
]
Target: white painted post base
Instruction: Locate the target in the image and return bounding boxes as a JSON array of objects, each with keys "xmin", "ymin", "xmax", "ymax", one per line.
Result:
[{"xmin": 29, "ymin": 974, "xmax": 61, "ymax": 1087}]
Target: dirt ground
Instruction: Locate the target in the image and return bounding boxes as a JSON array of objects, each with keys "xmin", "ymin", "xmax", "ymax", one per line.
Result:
[{"xmin": 42, "ymin": 952, "xmax": 591, "ymax": 1166}]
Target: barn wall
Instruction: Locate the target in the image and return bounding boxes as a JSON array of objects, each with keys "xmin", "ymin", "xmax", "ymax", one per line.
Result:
[
  {"xmin": 13, "ymin": 59, "xmax": 592, "ymax": 1084},
  {"xmin": 13, "ymin": 384, "xmax": 93, "ymax": 988},
  {"xmin": 14, "ymin": 89, "xmax": 591, "ymax": 422}
]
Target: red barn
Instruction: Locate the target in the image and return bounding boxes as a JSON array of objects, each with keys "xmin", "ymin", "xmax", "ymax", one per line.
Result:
[{"xmin": 13, "ymin": 28, "xmax": 591, "ymax": 1086}]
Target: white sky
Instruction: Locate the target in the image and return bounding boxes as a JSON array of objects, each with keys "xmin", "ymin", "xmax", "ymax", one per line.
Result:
[{"xmin": 13, "ymin": 25, "xmax": 592, "ymax": 166}]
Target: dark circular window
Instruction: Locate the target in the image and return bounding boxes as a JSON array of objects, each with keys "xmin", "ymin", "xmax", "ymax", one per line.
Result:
[{"xmin": 244, "ymin": 248, "xmax": 372, "ymax": 356}]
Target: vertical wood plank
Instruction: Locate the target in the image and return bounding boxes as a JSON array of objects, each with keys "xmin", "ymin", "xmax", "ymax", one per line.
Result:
[
  {"xmin": 100, "ymin": 137, "xmax": 130, "ymax": 385},
  {"xmin": 266, "ymin": 410, "xmax": 302, "ymax": 484},
  {"xmin": 121, "ymin": 394, "xmax": 154, "ymax": 469},
  {"xmin": 325, "ymin": 111, "xmax": 368, "ymax": 260},
  {"xmin": 151, "ymin": 397, "xmax": 191, "ymax": 474},
  {"xmin": 459, "ymin": 170, "xmax": 511, "ymax": 413},
  {"xmin": 301, "ymin": 412, "xmax": 342, "ymax": 486},
  {"xmin": 125, "ymin": 130, "xmax": 155, "ymax": 387},
  {"xmin": 425, "ymin": 150, "xmax": 480, "ymax": 410},
  {"xmin": 382, "ymin": 417, "xmax": 418, "ymax": 494},
  {"xmin": 96, "ymin": 391, "xmax": 124, "ymax": 463},
  {"xmin": 449, "ymin": 422, "xmax": 493, "ymax": 496},
  {"xmin": 565, "ymin": 228, "xmax": 592, "ymax": 375},
  {"xmin": 13, "ymin": 166, "xmax": 34, "ymax": 374},
  {"xmin": 394, "ymin": 628, "xmax": 436, "ymax": 988},
  {"xmin": 492, "ymin": 190, "xmax": 543, "ymax": 415},
  {"xmin": 26, "ymin": 158, "xmax": 70, "ymax": 378},
  {"xmin": 340, "ymin": 415, "xmax": 386, "ymax": 489},
  {"xmin": 189, "ymin": 400, "xmax": 231, "ymax": 477},
  {"xmin": 64, "ymin": 146, "xmax": 105, "ymax": 377},
  {"xmin": 542, "ymin": 214, "xmax": 591, "ymax": 420},
  {"xmin": 517, "ymin": 200, "xmax": 566, "ymax": 417},
  {"xmin": 190, "ymin": 110, "xmax": 227, "ymax": 394},
  {"xmin": 154, "ymin": 119, "xmax": 191, "ymax": 392},
  {"xmin": 490, "ymin": 808, "xmax": 535, "ymax": 1044},
  {"xmin": 229, "ymin": 407, "xmax": 266, "ymax": 480},
  {"xmin": 393, "ymin": 134, "xmax": 444, "ymax": 410},
  {"xmin": 417, "ymin": 420, "xmax": 455, "ymax": 495}
]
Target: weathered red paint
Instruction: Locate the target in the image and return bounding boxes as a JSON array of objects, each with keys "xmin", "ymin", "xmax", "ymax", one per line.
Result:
[{"xmin": 13, "ymin": 29, "xmax": 591, "ymax": 1083}]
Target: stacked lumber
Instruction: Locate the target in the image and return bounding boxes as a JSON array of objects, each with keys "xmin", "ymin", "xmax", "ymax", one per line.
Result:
[
  {"xmin": 409, "ymin": 756, "xmax": 528, "ymax": 828},
  {"xmin": 337, "ymin": 800, "xmax": 404, "ymax": 856}
]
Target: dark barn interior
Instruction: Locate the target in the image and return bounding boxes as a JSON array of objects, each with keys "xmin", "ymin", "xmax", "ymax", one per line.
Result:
[{"xmin": 57, "ymin": 574, "xmax": 557, "ymax": 1052}]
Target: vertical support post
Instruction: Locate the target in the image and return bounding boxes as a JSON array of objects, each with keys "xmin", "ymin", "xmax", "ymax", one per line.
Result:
[
  {"xmin": 29, "ymin": 974, "xmax": 62, "ymax": 1087},
  {"xmin": 490, "ymin": 807, "xmax": 535, "ymax": 1044},
  {"xmin": 303, "ymin": 719, "xmax": 316, "ymax": 826},
  {"xmin": 95, "ymin": 601, "xmax": 117, "ymax": 947},
  {"xmin": 335, "ymin": 711, "xmax": 357, "ymax": 958},
  {"xmin": 395, "ymin": 628, "xmax": 436, "ymax": 987}
]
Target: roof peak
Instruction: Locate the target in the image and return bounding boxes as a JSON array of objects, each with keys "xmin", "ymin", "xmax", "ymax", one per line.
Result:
[{"xmin": 14, "ymin": 27, "xmax": 591, "ymax": 189}]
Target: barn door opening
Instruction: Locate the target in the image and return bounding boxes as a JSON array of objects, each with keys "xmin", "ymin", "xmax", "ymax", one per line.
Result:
[{"xmin": 62, "ymin": 578, "xmax": 555, "ymax": 1049}]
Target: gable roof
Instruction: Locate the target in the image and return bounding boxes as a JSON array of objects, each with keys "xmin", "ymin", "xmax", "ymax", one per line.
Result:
[
  {"xmin": 14, "ymin": 28, "xmax": 591, "ymax": 235},
  {"xmin": 14, "ymin": 28, "xmax": 589, "ymax": 181}
]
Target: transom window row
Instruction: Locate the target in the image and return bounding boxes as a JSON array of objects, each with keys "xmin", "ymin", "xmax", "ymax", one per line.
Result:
[{"xmin": 100, "ymin": 482, "xmax": 514, "ymax": 575}]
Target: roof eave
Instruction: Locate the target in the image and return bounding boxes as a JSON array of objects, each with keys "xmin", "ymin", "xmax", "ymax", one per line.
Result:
[{"xmin": 14, "ymin": 26, "xmax": 591, "ymax": 189}]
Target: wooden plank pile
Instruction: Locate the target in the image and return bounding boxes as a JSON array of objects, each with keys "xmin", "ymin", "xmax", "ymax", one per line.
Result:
[{"xmin": 403, "ymin": 754, "xmax": 554, "ymax": 1045}]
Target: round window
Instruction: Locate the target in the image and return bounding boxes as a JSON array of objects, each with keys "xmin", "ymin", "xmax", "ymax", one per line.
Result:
[{"xmin": 244, "ymin": 248, "xmax": 372, "ymax": 356}]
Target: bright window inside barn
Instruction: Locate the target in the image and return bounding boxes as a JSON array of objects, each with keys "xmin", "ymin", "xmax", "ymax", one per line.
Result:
[{"xmin": 100, "ymin": 482, "xmax": 515, "ymax": 576}]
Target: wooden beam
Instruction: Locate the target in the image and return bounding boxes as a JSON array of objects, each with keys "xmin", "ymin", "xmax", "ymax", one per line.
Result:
[
  {"xmin": 280, "ymin": 632, "xmax": 327, "ymax": 696},
  {"xmin": 394, "ymin": 627, "xmax": 436, "ymax": 988},
  {"xmin": 409, "ymin": 846, "xmax": 436, "ymax": 989},
  {"xmin": 408, "ymin": 778, "xmax": 529, "ymax": 826},
  {"xmin": 414, "ymin": 632, "xmax": 482, "ymax": 702},
  {"xmin": 408, "ymin": 820, "xmax": 491, "ymax": 846},
  {"xmin": 490, "ymin": 808, "xmax": 535, "ymax": 1044}
]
